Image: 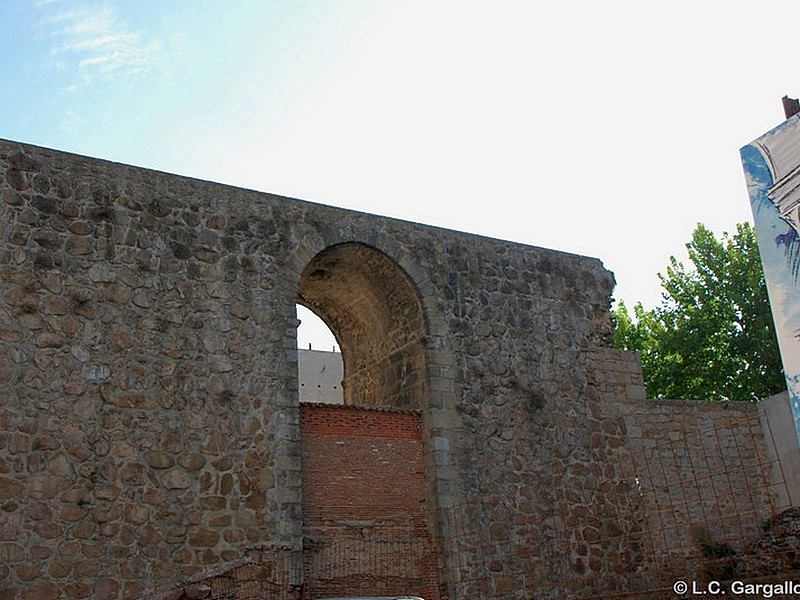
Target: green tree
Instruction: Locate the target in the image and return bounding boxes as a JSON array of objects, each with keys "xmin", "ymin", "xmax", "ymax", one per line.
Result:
[{"xmin": 612, "ymin": 222, "xmax": 784, "ymax": 401}]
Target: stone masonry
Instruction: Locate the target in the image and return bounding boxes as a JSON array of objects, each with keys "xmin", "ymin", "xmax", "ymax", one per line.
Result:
[{"xmin": 0, "ymin": 139, "xmax": 789, "ymax": 599}]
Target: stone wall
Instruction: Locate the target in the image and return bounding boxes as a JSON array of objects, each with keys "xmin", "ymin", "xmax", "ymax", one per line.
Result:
[
  {"xmin": 0, "ymin": 138, "xmax": 793, "ymax": 599},
  {"xmin": 585, "ymin": 348, "xmax": 787, "ymax": 590},
  {"xmin": 0, "ymin": 142, "xmax": 304, "ymax": 599},
  {"xmin": 758, "ymin": 391, "xmax": 800, "ymax": 507}
]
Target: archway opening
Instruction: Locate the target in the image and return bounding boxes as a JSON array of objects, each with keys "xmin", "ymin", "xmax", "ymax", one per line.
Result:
[
  {"xmin": 296, "ymin": 242, "xmax": 442, "ymax": 598},
  {"xmin": 297, "ymin": 304, "xmax": 339, "ymax": 352},
  {"xmin": 297, "ymin": 242, "xmax": 427, "ymax": 408},
  {"xmin": 296, "ymin": 304, "xmax": 343, "ymax": 404}
]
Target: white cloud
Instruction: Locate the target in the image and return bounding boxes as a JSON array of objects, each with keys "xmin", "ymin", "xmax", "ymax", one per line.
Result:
[
  {"xmin": 59, "ymin": 107, "xmax": 88, "ymax": 137},
  {"xmin": 41, "ymin": 2, "xmax": 161, "ymax": 82}
]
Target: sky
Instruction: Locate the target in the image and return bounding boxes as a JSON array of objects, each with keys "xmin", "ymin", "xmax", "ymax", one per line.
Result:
[{"xmin": 1, "ymin": 0, "xmax": 799, "ymax": 350}]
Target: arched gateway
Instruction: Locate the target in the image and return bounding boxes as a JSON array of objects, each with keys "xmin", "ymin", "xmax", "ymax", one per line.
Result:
[
  {"xmin": 297, "ymin": 242, "xmax": 445, "ymax": 596},
  {"xmin": 0, "ymin": 139, "xmax": 785, "ymax": 599}
]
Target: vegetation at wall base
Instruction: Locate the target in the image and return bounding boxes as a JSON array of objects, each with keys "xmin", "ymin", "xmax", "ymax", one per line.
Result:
[{"xmin": 612, "ymin": 222, "xmax": 784, "ymax": 402}]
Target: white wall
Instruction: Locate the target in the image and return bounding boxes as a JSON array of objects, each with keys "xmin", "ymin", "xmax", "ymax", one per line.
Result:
[{"xmin": 298, "ymin": 349, "xmax": 343, "ymax": 404}]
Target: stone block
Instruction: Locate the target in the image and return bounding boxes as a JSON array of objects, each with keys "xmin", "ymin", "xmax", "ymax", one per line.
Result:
[
  {"xmin": 161, "ymin": 469, "xmax": 192, "ymax": 490},
  {"xmin": 189, "ymin": 528, "xmax": 220, "ymax": 548}
]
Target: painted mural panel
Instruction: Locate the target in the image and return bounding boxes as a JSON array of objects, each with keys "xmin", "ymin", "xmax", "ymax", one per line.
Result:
[{"xmin": 742, "ymin": 115, "xmax": 800, "ymax": 441}]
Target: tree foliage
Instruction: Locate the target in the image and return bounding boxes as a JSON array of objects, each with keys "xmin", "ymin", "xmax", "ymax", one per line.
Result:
[{"xmin": 612, "ymin": 222, "xmax": 784, "ymax": 401}]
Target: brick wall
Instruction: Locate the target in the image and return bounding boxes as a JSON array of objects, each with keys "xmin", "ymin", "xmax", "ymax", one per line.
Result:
[{"xmin": 300, "ymin": 403, "xmax": 441, "ymax": 598}]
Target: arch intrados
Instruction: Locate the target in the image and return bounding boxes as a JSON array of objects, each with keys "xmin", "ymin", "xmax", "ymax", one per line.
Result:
[
  {"xmin": 296, "ymin": 242, "xmax": 428, "ymax": 407},
  {"xmin": 297, "ymin": 242, "xmax": 426, "ymax": 337}
]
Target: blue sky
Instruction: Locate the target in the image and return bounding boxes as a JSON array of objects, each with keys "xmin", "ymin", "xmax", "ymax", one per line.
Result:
[{"xmin": 2, "ymin": 0, "xmax": 800, "ymax": 349}]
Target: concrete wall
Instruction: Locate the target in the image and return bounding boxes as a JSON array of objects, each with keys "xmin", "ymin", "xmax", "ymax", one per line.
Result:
[
  {"xmin": 297, "ymin": 349, "xmax": 343, "ymax": 404},
  {"xmin": 0, "ymin": 139, "xmax": 795, "ymax": 599}
]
